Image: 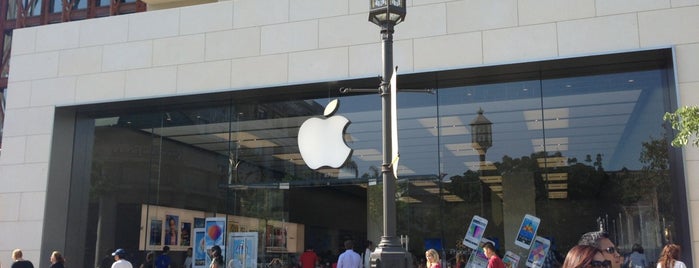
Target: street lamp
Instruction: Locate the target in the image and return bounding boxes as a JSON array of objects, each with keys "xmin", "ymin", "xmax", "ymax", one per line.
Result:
[{"xmin": 368, "ymin": 0, "xmax": 410, "ymax": 267}]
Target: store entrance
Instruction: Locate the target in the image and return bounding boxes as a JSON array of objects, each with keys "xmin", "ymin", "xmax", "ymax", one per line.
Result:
[{"xmin": 285, "ymin": 184, "xmax": 368, "ymax": 266}]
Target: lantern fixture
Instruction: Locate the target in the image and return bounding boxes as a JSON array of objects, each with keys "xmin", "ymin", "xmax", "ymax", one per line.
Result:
[
  {"xmin": 369, "ymin": 0, "xmax": 406, "ymax": 26},
  {"xmin": 470, "ymin": 108, "xmax": 493, "ymax": 156}
]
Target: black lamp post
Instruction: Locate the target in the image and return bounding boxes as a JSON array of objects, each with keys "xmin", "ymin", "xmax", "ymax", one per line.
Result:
[{"xmin": 368, "ymin": 0, "xmax": 410, "ymax": 267}]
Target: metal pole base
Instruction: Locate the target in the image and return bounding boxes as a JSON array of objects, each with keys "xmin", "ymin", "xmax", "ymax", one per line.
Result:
[{"xmin": 369, "ymin": 236, "xmax": 412, "ymax": 268}]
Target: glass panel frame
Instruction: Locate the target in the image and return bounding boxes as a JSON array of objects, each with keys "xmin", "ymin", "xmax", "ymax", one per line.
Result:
[{"xmin": 67, "ymin": 49, "xmax": 685, "ymax": 268}]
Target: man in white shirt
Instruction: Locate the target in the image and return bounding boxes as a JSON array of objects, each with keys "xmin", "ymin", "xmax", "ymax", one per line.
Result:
[
  {"xmin": 111, "ymin": 249, "xmax": 133, "ymax": 268},
  {"xmin": 362, "ymin": 241, "xmax": 373, "ymax": 268},
  {"xmin": 183, "ymin": 247, "xmax": 192, "ymax": 268},
  {"xmin": 337, "ymin": 240, "xmax": 361, "ymax": 268}
]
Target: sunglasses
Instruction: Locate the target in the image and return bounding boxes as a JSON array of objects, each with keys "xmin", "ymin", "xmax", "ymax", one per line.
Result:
[
  {"xmin": 602, "ymin": 247, "xmax": 618, "ymax": 254},
  {"xmin": 588, "ymin": 260, "xmax": 612, "ymax": 268}
]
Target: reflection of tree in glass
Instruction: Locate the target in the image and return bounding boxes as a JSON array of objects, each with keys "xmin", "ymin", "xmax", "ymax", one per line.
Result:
[
  {"xmin": 89, "ymin": 161, "xmax": 114, "ymax": 201},
  {"xmin": 445, "ymin": 170, "xmax": 482, "ymax": 203},
  {"xmin": 608, "ymin": 136, "xmax": 669, "ymax": 205},
  {"xmin": 361, "ymin": 165, "xmax": 382, "ymax": 223},
  {"xmin": 629, "ymin": 136, "xmax": 672, "ymax": 219},
  {"xmin": 566, "ymin": 153, "xmax": 609, "ymax": 200}
]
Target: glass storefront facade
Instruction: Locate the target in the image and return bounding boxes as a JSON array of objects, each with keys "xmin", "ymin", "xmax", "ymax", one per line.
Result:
[{"xmin": 65, "ymin": 50, "xmax": 686, "ymax": 268}]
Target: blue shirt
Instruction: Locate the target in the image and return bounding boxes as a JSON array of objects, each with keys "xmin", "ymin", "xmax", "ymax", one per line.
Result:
[
  {"xmin": 337, "ymin": 249, "xmax": 361, "ymax": 268},
  {"xmin": 155, "ymin": 254, "xmax": 171, "ymax": 268}
]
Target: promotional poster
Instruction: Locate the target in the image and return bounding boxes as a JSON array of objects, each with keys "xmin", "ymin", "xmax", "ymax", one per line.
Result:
[
  {"xmin": 503, "ymin": 251, "xmax": 521, "ymax": 268},
  {"xmin": 466, "ymin": 238, "xmax": 494, "ymax": 268},
  {"xmin": 193, "ymin": 228, "xmax": 206, "ymax": 268},
  {"xmin": 525, "ymin": 236, "xmax": 551, "ymax": 268},
  {"xmin": 227, "ymin": 232, "xmax": 259, "ymax": 268},
  {"xmin": 205, "ymin": 217, "xmax": 227, "ymax": 267},
  {"xmin": 514, "ymin": 214, "xmax": 541, "ymax": 249},
  {"xmin": 462, "ymin": 215, "xmax": 488, "ymax": 250}
]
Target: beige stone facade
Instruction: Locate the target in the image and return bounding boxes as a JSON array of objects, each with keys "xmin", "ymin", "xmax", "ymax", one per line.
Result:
[{"xmin": 1, "ymin": 0, "xmax": 698, "ymax": 267}]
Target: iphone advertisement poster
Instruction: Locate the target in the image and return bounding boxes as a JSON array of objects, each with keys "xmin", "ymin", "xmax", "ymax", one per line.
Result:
[
  {"xmin": 525, "ymin": 236, "xmax": 551, "ymax": 268},
  {"xmin": 514, "ymin": 214, "xmax": 541, "ymax": 249},
  {"xmin": 503, "ymin": 251, "xmax": 521, "ymax": 268},
  {"xmin": 462, "ymin": 215, "xmax": 489, "ymax": 250}
]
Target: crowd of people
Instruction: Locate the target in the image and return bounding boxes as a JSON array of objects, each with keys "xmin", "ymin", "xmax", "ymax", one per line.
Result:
[
  {"xmin": 3, "ymin": 233, "xmax": 687, "ymax": 268},
  {"xmin": 417, "ymin": 229, "xmax": 686, "ymax": 268},
  {"xmin": 297, "ymin": 240, "xmax": 370, "ymax": 268}
]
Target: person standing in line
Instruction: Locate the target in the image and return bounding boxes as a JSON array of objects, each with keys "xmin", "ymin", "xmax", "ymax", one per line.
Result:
[
  {"xmin": 139, "ymin": 252, "xmax": 154, "ymax": 268},
  {"xmin": 101, "ymin": 249, "xmax": 115, "ymax": 268},
  {"xmin": 483, "ymin": 242, "xmax": 504, "ymax": 268},
  {"xmin": 425, "ymin": 249, "xmax": 441, "ymax": 268},
  {"xmin": 656, "ymin": 244, "xmax": 686, "ymax": 268},
  {"xmin": 111, "ymin": 249, "xmax": 133, "ymax": 268},
  {"xmin": 628, "ymin": 244, "xmax": 647, "ymax": 268},
  {"xmin": 299, "ymin": 247, "xmax": 319, "ymax": 268},
  {"xmin": 362, "ymin": 241, "xmax": 373, "ymax": 268},
  {"xmin": 562, "ymin": 245, "xmax": 610, "ymax": 268},
  {"xmin": 49, "ymin": 251, "xmax": 65, "ymax": 268},
  {"xmin": 455, "ymin": 253, "xmax": 466, "ymax": 268},
  {"xmin": 337, "ymin": 240, "xmax": 361, "ymax": 268},
  {"xmin": 155, "ymin": 246, "xmax": 171, "ymax": 268},
  {"xmin": 578, "ymin": 231, "xmax": 623, "ymax": 268},
  {"xmin": 10, "ymin": 249, "xmax": 34, "ymax": 268},
  {"xmin": 209, "ymin": 246, "xmax": 223, "ymax": 268},
  {"xmin": 183, "ymin": 248, "xmax": 193, "ymax": 268}
]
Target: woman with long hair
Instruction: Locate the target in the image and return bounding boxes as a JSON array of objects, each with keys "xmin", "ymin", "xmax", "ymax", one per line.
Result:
[
  {"xmin": 657, "ymin": 244, "xmax": 686, "ymax": 268},
  {"xmin": 455, "ymin": 253, "xmax": 466, "ymax": 268},
  {"xmin": 210, "ymin": 245, "xmax": 224, "ymax": 268},
  {"xmin": 49, "ymin": 251, "xmax": 66, "ymax": 268},
  {"xmin": 425, "ymin": 249, "xmax": 441, "ymax": 268},
  {"xmin": 562, "ymin": 245, "xmax": 610, "ymax": 268}
]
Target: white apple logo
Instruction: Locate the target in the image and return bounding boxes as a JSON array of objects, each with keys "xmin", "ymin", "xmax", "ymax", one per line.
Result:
[{"xmin": 297, "ymin": 99, "xmax": 353, "ymax": 169}]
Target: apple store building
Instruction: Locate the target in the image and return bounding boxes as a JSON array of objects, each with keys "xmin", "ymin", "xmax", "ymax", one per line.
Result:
[
  {"xmin": 2, "ymin": 2, "xmax": 698, "ymax": 268},
  {"xmin": 30, "ymin": 48, "xmax": 686, "ymax": 268}
]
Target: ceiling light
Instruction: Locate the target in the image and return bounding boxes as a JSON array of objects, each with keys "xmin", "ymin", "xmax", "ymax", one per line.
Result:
[
  {"xmin": 418, "ymin": 117, "xmax": 469, "ymax": 136},
  {"xmin": 523, "ymin": 108, "xmax": 570, "ymax": 130},
  {"xmin": 445, "ymin": 143, "xmax": 481, "ymax": 156},
  {"xmin": 542, "ymin": 173, "xmax": 568, "ymax": 181},
  {"xmin": 398, "ymin": 196, "xmax": 421, "ymax": 203},
  {"xmin": 424, "ymin": 188, "xmax": 446, "ymax": 194},
  {"xmin": 537, "ymin": 157, "xmax": 568, "ymax": 168},
  {"xmin": 479, "ymin": 176, "xmax": 502, "ymax": 184},
  {"xmin": 443, "ymin": 195, "xmax": 464, "ymax": 202},
  {"xmin": 546, "ymin": 183, "xmax": 568, "ymax": 190},
  {"xmin": 548, "ymin": 191, "xmax": 567, "ymax": 199},
  {"xmin": 464, "ymin": 161, "xmax": 497, "ymax": 171}
]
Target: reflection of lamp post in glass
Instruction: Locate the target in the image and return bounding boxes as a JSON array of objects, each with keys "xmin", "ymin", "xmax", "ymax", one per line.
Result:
[
  {"xmin": 470, "ymin": 108, "xmax": 493, "ymax": 215},
  {"xmin": 470, "ymin": 108, "xmax": 493, "ymax": 162},
  {"xmin": 368, "ymin": 0, "xmax": 410, "ymax": 267}
]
